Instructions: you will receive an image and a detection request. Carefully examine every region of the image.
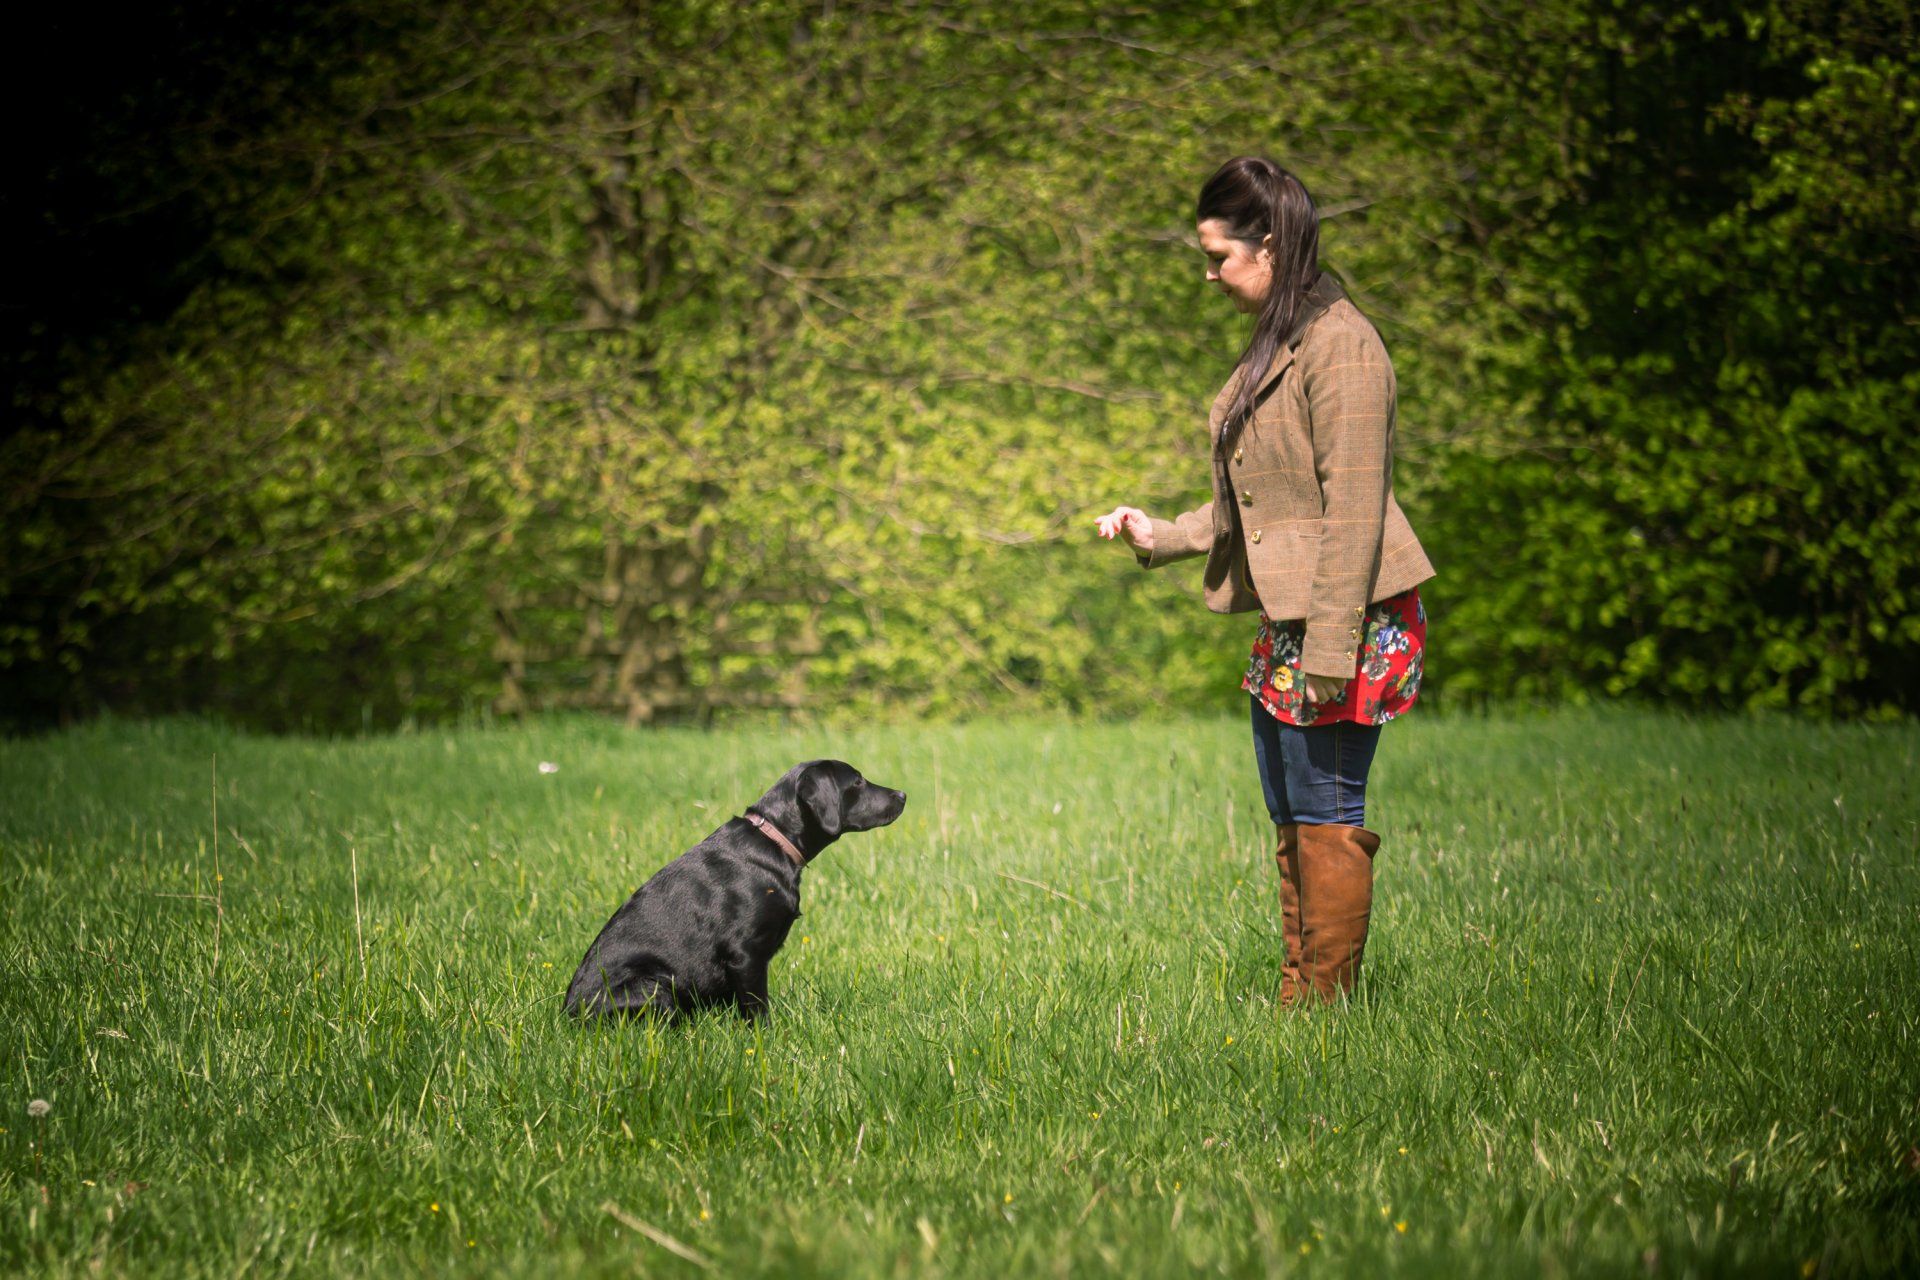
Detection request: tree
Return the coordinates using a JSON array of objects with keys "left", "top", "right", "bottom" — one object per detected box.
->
[
  {"left": 10, "top": 0, "right": 1911, "bottom": 728},
  {"left": 1406, "top": 0, "right": 1920, "bottom": 714}
]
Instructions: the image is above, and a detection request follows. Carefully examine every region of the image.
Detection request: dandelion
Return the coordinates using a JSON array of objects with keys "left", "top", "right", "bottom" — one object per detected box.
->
[
  {"left": 82, "top": 1179, "right": 96, "bottom": 1187},
  {"left": 1395, "top": 1221, "right": 1408, "bottom": 1234},
  {"left": 1299, "top": 1243, "right": 1311, "bottom": 1256},
  {"left": 1380, "top": 1205, "right": 1391, "bottom": 1218},
  {"left": 745, "top": 1048, "right": 755, "bottom": 1056},
  {"left": 467, "top": 1240, "right": 476, "bottom": 1249},
  {"left": 430, "top": 1203, "right": 440, "bottom": 1213},
  {"left": 1398, "top": 1146, "right": 1408, "bottom": 1155},
  {"left": 1003, "top": 1193, "right": 1013, "bottom": 1204},
  {"left": 698, "top": 1209, "right": 710, "bottom": 1221},
  {"left": 1224, "top": 1036, "right": 1234, "bottom": 1046},
  {"left": 26, "top": 1101, "right": 52, "bottom": 1186}
]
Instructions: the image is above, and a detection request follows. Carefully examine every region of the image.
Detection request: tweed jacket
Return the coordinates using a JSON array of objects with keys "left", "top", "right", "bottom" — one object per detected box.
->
[{"left": 1138, "top": 273, "right": 1435, "bottom": 677}]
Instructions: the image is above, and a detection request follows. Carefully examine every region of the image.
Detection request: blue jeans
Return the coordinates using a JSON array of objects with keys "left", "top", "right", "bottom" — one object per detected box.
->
[{"left": 1249, "top": 696, "right": 1381, "bottom": 827}]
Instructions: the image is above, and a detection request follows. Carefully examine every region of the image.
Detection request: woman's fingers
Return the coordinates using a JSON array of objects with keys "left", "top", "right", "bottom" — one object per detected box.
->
[
  {"left": 1094, "top": 506, "right": 1144, "bottom": 541},
  {"left": 1303, "top": 675, "right": 1350, "bottom": 704}
]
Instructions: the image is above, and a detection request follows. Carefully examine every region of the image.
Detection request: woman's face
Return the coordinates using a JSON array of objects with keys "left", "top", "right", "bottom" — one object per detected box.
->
[{"left": 1198, "top": 218, "right": 1272, "bottom": 314}]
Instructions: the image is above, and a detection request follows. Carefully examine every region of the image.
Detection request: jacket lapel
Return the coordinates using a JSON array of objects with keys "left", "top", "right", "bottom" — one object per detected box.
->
[{"left": 1207, "top": 371, "right": 1242, "bottom": 439}]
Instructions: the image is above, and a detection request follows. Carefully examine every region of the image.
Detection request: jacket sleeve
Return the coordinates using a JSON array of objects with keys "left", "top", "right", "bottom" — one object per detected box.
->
[
  {"left": 1299, "top": 320, "right": 1395, "bottom": 677},
  {"left": 1135, "top": 503, "right": 1216, "bottom": 569}
]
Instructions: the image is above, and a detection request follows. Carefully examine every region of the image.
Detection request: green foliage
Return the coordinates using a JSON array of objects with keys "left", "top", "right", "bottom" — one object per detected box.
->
[
  {"left": 1409, "top": 0, "right": 1920, "bottom": 715},
  {"left": 3, "top": 0, "right": 1915, "bottom": 727}
]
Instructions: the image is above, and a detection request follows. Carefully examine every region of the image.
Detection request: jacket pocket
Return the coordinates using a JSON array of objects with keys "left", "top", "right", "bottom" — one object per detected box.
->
[{"left": 1244, "top": 523, "right": 1319, "bottom": 619}]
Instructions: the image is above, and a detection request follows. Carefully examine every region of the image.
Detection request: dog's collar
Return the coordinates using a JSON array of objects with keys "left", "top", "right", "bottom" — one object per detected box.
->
[{"left": 744, "top": 811, "right": 806, "bottom": 867}]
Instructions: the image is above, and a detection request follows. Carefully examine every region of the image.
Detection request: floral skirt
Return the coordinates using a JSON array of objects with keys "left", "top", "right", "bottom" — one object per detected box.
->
[{"left": 1243, "top": 588, "right": 1425, "bottom": 727}]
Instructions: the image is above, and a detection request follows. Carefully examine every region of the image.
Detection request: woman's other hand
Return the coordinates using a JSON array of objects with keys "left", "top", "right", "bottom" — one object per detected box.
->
[
  {"left": 1095, "top": 506, "right": 1155, "bottom": 553},
  {"left": 1303, "top": 675, "right": 1348, "bottom": 704}
]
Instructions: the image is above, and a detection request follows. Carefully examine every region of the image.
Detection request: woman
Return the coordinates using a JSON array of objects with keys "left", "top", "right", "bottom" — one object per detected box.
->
[{"left": 1096, "top": 156, "right": 1434, "bottom": 1006}]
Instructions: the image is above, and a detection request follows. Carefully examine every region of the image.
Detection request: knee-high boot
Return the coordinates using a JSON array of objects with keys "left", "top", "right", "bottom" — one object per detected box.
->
[
  {"left": 1274, "top": 823, "right": 1306, "bottom": 1007},
  {"left": 1295, "top": 822, "right": 1381, "bottom": 1002}
]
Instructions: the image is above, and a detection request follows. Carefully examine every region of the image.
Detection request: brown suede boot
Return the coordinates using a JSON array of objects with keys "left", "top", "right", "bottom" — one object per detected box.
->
[
  {"left": 1295, "top": 822, "right": 1381, "bottom": 1003},
  {"left": 1274, "top": 823, "right": 1306, "bottom": 1007}
]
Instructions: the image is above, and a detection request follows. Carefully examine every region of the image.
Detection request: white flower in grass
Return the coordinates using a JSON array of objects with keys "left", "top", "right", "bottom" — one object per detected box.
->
[
  {"left": 27, "top": 1099, "right": 50, "bottom": 1118},
  {"left": 537, "top": 761, "right": 560, "bottom": 774}
]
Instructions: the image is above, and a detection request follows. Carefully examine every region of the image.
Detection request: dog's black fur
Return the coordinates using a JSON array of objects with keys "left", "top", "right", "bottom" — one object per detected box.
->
[{"left": 563, "top": 760, "right": 906, "bottom": 1022}]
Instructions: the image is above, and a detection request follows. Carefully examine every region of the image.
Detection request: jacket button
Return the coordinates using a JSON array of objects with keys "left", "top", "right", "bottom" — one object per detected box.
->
[
  {"left": 1353, "top": 606, "right": 1364, "bottom": 617},
  {"left": 1240, "top": 491, "right": 1253, "bottom": 506},
  {"left": 1250, "top": 529, "right": 1262, "bottom": 544},
  {"left": 1233, "top": 448, "right": 1243, "bottom": 464},
  {"left": 1349, "top": 627, "right": 1359, "bottom": 639},
  {"left": 1345, "top": 651, "right": 1355, "bottom": 661}
]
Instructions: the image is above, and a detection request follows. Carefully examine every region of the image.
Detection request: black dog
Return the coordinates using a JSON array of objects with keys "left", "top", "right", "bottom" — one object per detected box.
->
[{"left": 563, "top": 759, "right": 906, "bottom": 1022}]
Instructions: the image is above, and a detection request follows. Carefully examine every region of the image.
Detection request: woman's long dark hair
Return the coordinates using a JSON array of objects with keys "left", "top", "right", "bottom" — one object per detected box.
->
[{"left": 1196, "top": 156, "right": 1320, "bottom": 431}]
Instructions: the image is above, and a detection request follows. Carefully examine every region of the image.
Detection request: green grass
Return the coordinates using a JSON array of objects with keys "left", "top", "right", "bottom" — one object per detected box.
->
[{"left": 2, "top": 709, "right": 1917, "bottom": 1277}]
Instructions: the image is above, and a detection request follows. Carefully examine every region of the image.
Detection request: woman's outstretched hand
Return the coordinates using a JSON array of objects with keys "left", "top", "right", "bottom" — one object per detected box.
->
[{"left": 1095, "top": 506, "right": 1155, "bottom": 554}]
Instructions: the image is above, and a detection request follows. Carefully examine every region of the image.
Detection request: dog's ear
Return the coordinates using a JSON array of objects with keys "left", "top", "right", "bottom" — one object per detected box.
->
[{"left": 797, "top": 761, "right": 851, "bottom": 842}]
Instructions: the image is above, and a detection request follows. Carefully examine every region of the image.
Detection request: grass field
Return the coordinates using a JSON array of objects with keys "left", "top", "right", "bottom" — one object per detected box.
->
[{"left": 2, "top": 710, "right": 1917, "bottom": 1277}]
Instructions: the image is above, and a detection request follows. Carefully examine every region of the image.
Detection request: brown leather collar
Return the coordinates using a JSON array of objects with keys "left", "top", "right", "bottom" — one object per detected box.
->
[{"left": 744, "top": 811, "right": 806, "bottom": 867}]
